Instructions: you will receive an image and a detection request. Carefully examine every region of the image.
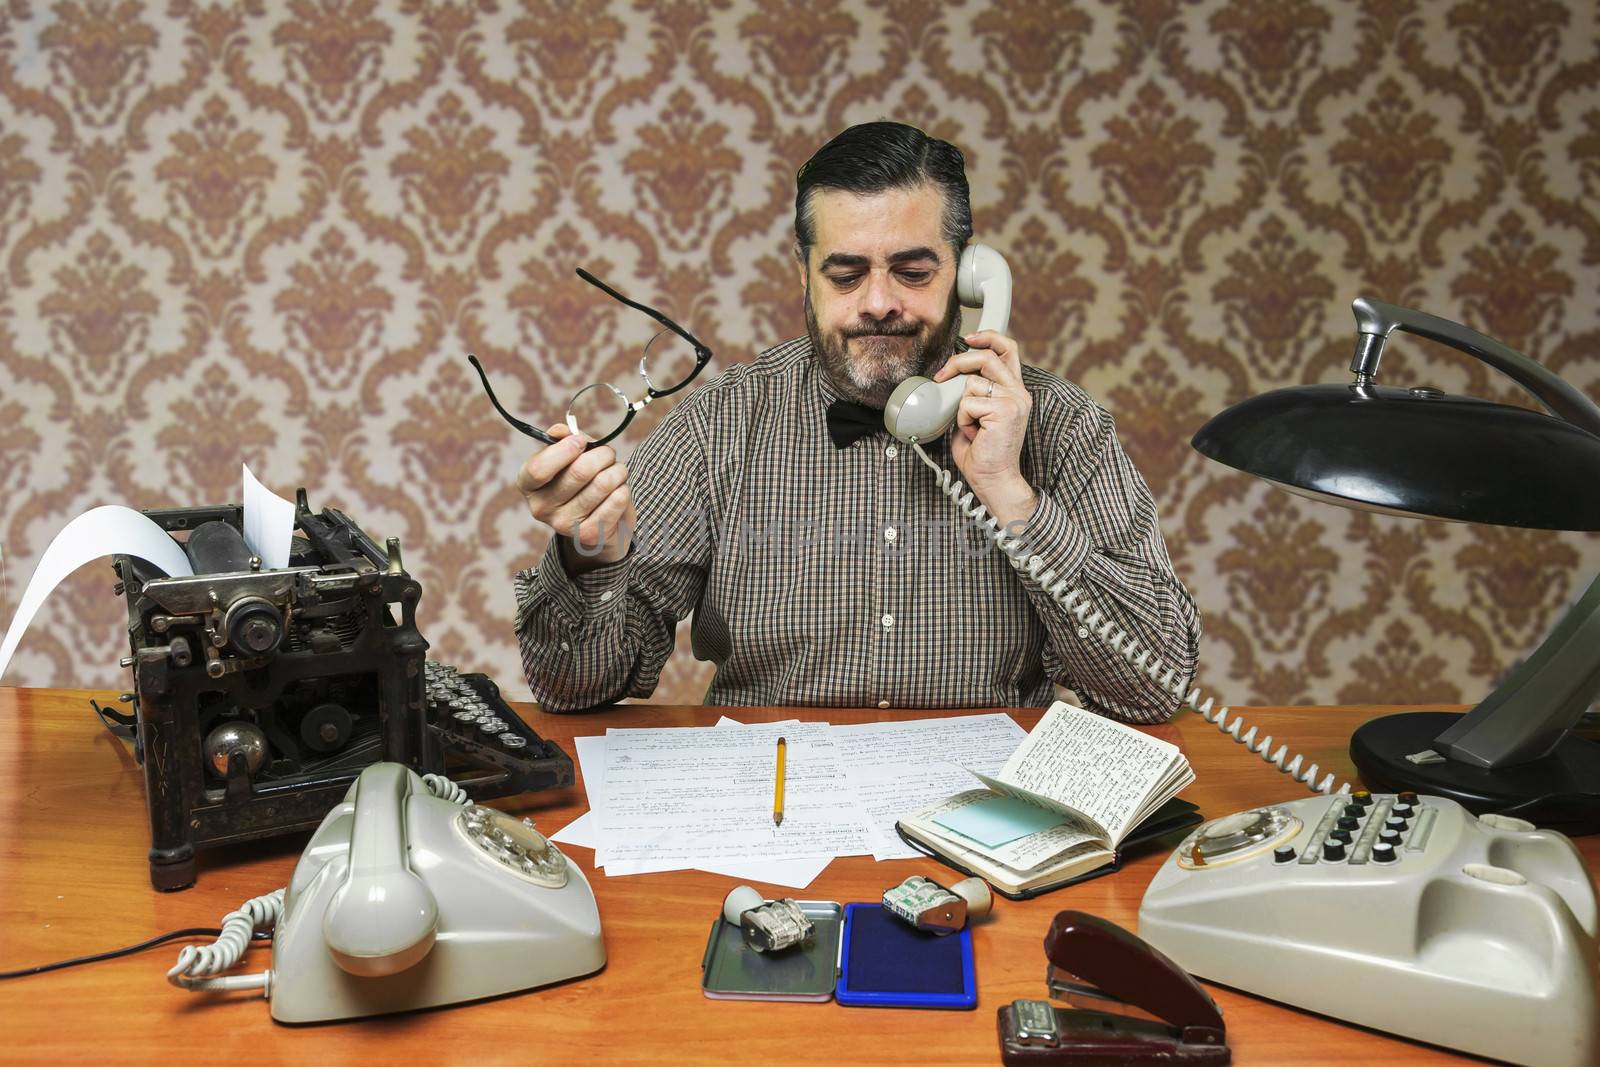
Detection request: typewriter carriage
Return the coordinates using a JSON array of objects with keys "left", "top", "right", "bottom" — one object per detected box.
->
[{"left": 114, "top": 492, "right": 571, "bottom": 890}]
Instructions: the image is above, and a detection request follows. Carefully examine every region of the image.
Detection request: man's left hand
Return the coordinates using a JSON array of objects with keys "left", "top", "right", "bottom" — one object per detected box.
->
[{"left": 932, "top": 330, "right": 1037, "bottom": 528}]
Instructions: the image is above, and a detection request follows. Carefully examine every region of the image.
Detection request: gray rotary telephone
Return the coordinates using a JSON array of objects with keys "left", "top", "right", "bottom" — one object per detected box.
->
[{"left": 167, "top": 762, "right": 605, "bottom": 1023}]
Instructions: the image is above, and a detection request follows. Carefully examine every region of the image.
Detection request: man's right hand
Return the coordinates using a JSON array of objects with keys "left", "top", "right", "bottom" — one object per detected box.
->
[{"left": 517, "top": 424, "right": 637, "bottom": 574}]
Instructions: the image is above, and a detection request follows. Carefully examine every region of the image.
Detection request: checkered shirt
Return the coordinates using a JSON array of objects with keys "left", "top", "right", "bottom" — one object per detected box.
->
[{"left": 514, "top": 337, "right": 1200, "bottom": 723}]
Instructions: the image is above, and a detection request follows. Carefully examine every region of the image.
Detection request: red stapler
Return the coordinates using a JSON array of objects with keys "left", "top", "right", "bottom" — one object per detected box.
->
[{"left": 998, "top": 911, "right": 1230, "bottom": 1066}]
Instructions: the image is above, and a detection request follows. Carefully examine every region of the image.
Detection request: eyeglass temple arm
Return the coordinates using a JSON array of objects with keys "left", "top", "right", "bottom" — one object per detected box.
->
[
  {"left": 575, "top": 268, "right": 712, "bottom": 360},
  {"left": 466, "top": 355, "right": 557, "bottom": 445}
]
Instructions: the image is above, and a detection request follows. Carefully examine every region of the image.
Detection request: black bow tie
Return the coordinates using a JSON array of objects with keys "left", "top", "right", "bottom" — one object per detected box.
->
[{"left": 826, "top": 399, "right": 885, "bottom": 449}]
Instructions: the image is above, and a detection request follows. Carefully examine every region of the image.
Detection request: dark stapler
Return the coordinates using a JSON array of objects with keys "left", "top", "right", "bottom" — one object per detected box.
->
[{"left": 998, "top": 911, "right": 1230, "bottom": 1066}]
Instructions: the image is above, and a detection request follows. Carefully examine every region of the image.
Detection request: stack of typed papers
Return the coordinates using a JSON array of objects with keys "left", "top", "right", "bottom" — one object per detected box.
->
[{"left": 549, "top": 713, "right": 1029, "bottom": 889}]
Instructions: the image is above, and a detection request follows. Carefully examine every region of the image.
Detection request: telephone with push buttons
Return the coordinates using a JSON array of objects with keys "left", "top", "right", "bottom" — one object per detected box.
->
[
  {"left": 896, "top": 249, "right": 1599, "bottom": 1064},
  {"left": 1138, "top": 792, "right": 1600, "bottom": 1067}
]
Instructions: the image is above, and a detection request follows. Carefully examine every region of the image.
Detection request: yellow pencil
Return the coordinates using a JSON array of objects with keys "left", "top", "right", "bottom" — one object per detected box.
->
[{"left": 773, "top": 736, "right": 787, "bottom": 827}]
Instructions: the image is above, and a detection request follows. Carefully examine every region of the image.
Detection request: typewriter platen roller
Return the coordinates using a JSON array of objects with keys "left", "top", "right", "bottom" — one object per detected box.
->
[{"left": 113, "top": 491, "right": 573, "bottom": 891}]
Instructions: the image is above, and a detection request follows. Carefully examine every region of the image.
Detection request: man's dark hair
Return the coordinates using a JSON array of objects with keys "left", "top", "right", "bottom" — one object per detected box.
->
[{"left": 793, "top": 121, "right": 972, "bottom": 263}]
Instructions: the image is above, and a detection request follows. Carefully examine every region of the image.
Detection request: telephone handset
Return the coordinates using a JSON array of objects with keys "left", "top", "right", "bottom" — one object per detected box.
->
[
  {"left": 321, "top": 762, "right": 439, "bottom": 977},
  {"left": 166, "top": 762, "right": 606, "bottom": 1023},
  {"left": 884, "top": 243, "right": 1014, "bottom": 445},
  {"left": 898, "top": 245, "right": 1347, "bottom": 797}
]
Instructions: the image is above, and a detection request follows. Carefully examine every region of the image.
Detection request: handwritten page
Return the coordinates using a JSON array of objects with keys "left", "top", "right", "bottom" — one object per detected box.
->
[
  {"left": 551, "top": 731, "right": 833, "bottom": 887},
  {"left": 598, "top": 720, "right": 868, "bottom": 868},
  {"left": 988, "top": 703, "right": 1189, "bottom": 844},
  {"left": 831, "top": 713, "right": 1026, "bottom": 773},
  {"left": 848, "top": 764, "right": 988, "bottom": 861},
  {"left": 604, "top": 853, "right": 834, "bottom": 887},
  {"left": 832, "top": 714, "right": 1026, "bottom": 860},
  {"left": 555, "top": 712, "right": 1163, "bottom": 881}
]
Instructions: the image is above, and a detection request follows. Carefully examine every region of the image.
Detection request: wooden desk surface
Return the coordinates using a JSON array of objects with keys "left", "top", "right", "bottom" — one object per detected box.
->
[{"left": 1, "top": 689, "right": 1594, "bottom": 1065}]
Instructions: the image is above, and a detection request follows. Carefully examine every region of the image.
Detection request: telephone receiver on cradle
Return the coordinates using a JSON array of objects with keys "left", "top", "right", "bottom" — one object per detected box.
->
[
  {"left": 268, "top": 763, "right": 605, "bottom": 1023},
  {"left": 884, "top": 242, "right": 1013, "bottom": 444}
]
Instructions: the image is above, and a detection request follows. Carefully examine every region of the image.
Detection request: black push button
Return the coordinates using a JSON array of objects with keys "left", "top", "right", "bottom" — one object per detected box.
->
[
  {"left": 1322, "top": 839, "right": 1346, "bottom": 861},
  {"left": 1372, "top": 842, "right": 1397, "bottom": 863},
  {"left": 1273, "top": 846, "right": 1296, "bottom": 863}
]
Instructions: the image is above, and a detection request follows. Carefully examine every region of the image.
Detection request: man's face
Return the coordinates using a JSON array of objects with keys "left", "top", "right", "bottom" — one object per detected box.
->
[{"left": 799, "top": 184, "right": 961, "bottom": 407}]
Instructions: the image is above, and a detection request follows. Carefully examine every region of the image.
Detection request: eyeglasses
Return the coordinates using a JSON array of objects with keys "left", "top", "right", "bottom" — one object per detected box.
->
[{"left": 469, "top": 268, "right": 713, "bottom": 450}]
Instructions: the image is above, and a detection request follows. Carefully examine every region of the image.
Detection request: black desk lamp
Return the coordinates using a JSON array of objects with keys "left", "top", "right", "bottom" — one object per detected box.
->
[{"left": 1192, "top": 297, "right": 1600, "bottom": 834}]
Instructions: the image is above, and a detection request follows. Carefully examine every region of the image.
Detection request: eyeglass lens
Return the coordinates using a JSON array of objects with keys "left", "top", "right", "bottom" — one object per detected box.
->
[{"left": 565, "top": 329, "right": 703, "bottom": 440}]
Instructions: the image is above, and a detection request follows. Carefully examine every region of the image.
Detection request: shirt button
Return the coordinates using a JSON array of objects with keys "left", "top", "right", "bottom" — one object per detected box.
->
[
  {"left": 1076, "top": 627, "right": 1089, "bottom": 639},
  {"left": 560, "top": 641, "right": 571, "bottom": 652},
  {"left": 880, "top": 613, "right": 894, "bottom": 630},
  {"left": 885, "top": 444, "right": 898, "bottom": 459},
  {"left": 883, "top": 527, "right": 897, "bottom": 543},
  {"left": 877, "top": 700, "right": 890, "bottom": 709},
  {"left": 599, "top": 590, "right": 614, "bottom": 602}
]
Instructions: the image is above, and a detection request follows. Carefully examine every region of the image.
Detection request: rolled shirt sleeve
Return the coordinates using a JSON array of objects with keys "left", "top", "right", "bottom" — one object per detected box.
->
[{"left": 513, "top": 403, "right": 715, "bottom": 712}]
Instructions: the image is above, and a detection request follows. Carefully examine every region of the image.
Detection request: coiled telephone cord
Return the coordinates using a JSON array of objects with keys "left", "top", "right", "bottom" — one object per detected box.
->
[
  {"left": 421, "top": 772, "right": 469, "bottom": 805},
  {"left": 165, "top": 889, "right": 282, "bottom": 993},
  {"left": 167, "top": 772, "right": 474, "bottom": 996},
  {"left": 912, "top": 441, "right": 1350, "bottom": 797}
]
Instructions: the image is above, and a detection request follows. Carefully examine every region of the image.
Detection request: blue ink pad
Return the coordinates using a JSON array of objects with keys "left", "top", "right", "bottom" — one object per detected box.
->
[{"left": 835, "top": 902, "right": 976, "bottom": 1009}]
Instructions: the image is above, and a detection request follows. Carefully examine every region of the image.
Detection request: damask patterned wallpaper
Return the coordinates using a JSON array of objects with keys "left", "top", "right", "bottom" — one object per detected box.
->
[{"left": 1, "top": 0, "right": 1597, "bottom": 711}]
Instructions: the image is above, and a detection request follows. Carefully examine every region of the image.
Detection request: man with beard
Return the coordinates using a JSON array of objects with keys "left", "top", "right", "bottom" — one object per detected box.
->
[{"left": 511, "top": 122, "right": 1199, "bottom": 722}]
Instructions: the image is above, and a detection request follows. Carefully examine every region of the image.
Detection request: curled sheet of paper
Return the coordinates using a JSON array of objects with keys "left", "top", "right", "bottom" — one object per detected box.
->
[
  {"left": 242, "top": 464, "right": 295, "bottom": 570},
  {"left": 0, "top": 505, "right": 193, "bottom": 683}
]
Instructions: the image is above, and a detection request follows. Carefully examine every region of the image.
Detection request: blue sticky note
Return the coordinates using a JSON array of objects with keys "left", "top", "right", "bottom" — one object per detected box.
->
[{"left": 932, "top": 793, "right": 1067, "bottom": 847}]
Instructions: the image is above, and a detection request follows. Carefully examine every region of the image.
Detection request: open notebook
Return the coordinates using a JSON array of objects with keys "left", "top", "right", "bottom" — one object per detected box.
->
[{"left": 896, "top": 701, "right": 1200, "bottom": 897}]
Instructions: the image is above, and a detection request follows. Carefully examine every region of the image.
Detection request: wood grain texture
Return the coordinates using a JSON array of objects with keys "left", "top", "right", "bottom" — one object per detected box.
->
[{"left": 1, "top": 687, "right": 1595, "bottom": 1065}]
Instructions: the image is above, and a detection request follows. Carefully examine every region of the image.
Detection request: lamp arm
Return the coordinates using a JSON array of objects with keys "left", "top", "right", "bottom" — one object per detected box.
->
[
  {"left": 1431, "top": 568, "right": 1600, "bottom": 768},
  {"left": 1350, "top": 297, "right": 1600, "bottom": 439}
]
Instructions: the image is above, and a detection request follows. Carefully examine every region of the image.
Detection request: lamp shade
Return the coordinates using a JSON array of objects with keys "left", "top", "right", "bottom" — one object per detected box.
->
[{"left": 1192, "top": 382, "right": 1600, "bottom": 531}]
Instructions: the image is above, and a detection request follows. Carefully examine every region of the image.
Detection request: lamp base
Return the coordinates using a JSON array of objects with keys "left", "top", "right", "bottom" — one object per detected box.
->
[{"left": 1349, "top": 711, "right": 1600, "bottom": 836}]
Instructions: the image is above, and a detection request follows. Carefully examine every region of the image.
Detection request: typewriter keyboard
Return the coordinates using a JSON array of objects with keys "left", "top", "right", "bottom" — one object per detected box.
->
[{"left": 423, "top": 660, "right": 566, "bottom": 763}]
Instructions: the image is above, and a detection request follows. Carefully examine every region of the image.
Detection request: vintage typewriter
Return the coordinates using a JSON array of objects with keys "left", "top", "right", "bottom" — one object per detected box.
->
[{"left": 109, "top": 490, "right": 572, "bottom": 890}]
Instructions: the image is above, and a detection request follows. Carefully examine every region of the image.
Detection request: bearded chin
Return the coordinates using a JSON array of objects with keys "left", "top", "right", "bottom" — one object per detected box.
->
[{"left": 806, "top": 286, "right": 961, "bottom": 408}]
